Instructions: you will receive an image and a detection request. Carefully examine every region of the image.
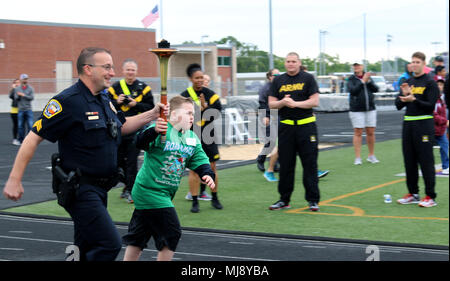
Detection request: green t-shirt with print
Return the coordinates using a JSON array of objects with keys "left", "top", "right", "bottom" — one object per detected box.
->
[{"left": 132, "top": 122, "right": 210, "bottom": 209}]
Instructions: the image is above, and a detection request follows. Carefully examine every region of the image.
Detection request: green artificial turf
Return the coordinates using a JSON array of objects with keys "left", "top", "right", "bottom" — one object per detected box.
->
[{"left": 4, "top": 139, "right": 448, "bottom": 246}]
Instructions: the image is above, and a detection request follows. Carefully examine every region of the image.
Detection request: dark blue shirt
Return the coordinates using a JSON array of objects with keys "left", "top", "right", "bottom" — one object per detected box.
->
[{"left": 32, "top": 80, "right": 125, "bottom": 177}]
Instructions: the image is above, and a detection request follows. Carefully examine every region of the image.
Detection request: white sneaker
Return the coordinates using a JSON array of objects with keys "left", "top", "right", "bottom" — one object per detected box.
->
[
  {"left": 442, "top": 168, "right": 449, "bottom": 175},
  {"left": 367, "top": 155, "right": 380, "bottom": 163},
  {"left": 397, "top": 193, "right": 420, "bottom": 204},
  {"left": 12, "top": 139, "right": 21, "bottom": 146},
  {"left": 418, "top": 196, "right": 437, "bottom": 208},
  {"left": 354, "top": 158, "right": 362, "bottom": 165}
]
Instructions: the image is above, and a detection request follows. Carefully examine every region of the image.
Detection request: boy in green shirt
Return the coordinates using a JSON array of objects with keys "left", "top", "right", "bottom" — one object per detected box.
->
[{"left": 122, "top": 96, "right": 216, "bottom": 261}]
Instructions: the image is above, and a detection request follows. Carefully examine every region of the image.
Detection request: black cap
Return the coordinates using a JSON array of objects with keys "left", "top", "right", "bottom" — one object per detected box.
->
[{"left": 434, "top": 56, "right": 444, "bottom": 62}]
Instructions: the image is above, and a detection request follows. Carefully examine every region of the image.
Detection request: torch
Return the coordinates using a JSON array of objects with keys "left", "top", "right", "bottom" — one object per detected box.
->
[{"left": 150, "top": 39, "right": 177, "bottom": 143}]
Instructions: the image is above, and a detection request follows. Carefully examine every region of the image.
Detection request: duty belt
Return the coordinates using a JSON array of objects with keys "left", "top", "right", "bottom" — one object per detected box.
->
[
  {"left": 404, "top": 115, "right": 433, "bottom": 121},
  {"left": 280, "top": 116, "right": 316, "bottom": 125},
  {"left": 79, "top": 175, "right": 118, "bottom": 190}
]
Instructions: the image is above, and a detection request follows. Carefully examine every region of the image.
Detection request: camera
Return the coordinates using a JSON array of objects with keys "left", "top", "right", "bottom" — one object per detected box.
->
[{"left": 122, "top": 96, "right": 131, "bottom": 105}]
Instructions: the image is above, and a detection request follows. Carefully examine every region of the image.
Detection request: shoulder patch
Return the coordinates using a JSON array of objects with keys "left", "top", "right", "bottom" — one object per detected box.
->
[{"left": 43, "top": 99, "right": 63, "bottom": 119}]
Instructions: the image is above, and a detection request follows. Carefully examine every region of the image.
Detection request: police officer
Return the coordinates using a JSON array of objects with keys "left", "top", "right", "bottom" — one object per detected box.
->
[
  {"left": 2, "top": 47, "right": 167, "bottom": 261},
  {"left": 268, "top": 52, "right": 321, "bottom": 212},
  {"left": 396, "top": 51, "right": 439, "bottom": 208},
  {"left": 108, "top": 59, "right": 155, "bottom": 203}
]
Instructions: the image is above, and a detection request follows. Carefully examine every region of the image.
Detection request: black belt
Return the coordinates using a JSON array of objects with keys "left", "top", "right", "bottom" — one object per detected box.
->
[{"left": 79, "top": 175, "right": 118, "bottom": 189}]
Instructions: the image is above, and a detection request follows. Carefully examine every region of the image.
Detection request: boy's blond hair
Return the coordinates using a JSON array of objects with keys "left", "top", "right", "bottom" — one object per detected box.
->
[{"left": 169, "top": 96, "right": 194, "bottom": 116}]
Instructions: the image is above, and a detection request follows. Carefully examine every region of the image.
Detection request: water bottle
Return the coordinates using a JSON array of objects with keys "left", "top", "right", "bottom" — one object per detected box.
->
[{"left": 384, "top": 194, "right": 392, "bottom": 203}]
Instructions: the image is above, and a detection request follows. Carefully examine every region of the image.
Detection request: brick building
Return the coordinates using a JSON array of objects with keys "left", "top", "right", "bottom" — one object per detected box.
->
[{"left": 0, "top": 19, "right": 157, "bottom": 94}]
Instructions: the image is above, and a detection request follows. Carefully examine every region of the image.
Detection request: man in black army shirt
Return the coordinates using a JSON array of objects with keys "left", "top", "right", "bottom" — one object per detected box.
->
[
  {"left": 395, "top": 51, "right": 439, "bottom": 208},
  {"left": 268, "top": 52, "right": 321, "bottom": 212}
]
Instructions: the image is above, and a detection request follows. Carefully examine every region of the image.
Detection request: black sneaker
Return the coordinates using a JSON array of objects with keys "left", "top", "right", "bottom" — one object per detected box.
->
[
  {"left": 211, "top": 199, "right": 223, "bottom": 210},
  {"left": 309, "top": 202, "right": 319, "bottom": 212},
  {"left": 256, "top": 160, "right": 265, "bottom": 172},
  {"left": 191, "top": 201, "right": 200, "bottom": 213},
  {"left": 269, "top": 200, "right": 291, "bottom": 210}
]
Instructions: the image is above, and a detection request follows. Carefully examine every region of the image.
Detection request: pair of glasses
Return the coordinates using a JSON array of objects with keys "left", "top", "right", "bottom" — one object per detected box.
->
[{"left": 83, "top": 64, "right": 115, "bottom": 71}]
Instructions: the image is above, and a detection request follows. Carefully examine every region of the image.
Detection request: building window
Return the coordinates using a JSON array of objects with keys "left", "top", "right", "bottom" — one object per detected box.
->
[{"left": 218, "top": 56, "right": 231, "bottom": 66}]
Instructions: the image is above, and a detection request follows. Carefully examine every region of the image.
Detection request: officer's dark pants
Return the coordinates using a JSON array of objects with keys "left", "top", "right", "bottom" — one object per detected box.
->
[
  {"left": 277, "top": 122, "right": 320, "bottom": 204},
  {"left": 118, "top": 135, "right": 140, "bottom": 192},
  {"left": 402, "top": 119, "right": 436, "bottom": 199},
  {"left": 65, "top": 184, "right": 122, "bottom": 261}
]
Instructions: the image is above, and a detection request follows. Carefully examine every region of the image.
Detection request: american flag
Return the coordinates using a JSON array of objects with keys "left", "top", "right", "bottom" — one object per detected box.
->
[{"left": 141, "top": 5, "right": 159, "bottom": 28}]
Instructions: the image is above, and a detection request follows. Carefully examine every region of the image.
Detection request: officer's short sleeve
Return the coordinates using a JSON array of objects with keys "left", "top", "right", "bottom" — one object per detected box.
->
[{"left": 31, "top": 97, "right": 75, "bottom": 143}]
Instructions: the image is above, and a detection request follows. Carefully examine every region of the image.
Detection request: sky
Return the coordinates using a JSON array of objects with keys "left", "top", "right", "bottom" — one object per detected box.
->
[{"left": 1, "top": 0, "right": 448, "bottom": 63}]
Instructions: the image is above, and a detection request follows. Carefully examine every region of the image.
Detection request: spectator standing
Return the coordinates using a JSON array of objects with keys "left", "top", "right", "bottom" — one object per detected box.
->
[
  {"left": 347, "top": 62, "right": 380, "bottom": 165},
  {"left": 15, "top": 74, "right": 35, "bottom": 144},
  {"left": 9, "top": 78, "right": 21, "bottom": 145},
  {"left": 434, "top": 76, "right": 449, "bottom": 175},
  {"left": 256, "top": 68, "right": 280, "bottom": 182},
  {"left": 398, "top": 63, "right": 413, "bottom": 88}
]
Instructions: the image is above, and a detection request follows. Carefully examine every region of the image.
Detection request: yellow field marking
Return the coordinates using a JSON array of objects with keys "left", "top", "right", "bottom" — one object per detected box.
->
[{"left": 285, "top": 178, "right": 449, "bottom": 221}]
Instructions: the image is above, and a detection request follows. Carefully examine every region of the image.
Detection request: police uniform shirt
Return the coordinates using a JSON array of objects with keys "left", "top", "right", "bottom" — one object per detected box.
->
[
  {"left": 395, "top": 73, "right": 439, "bottom": 116},
  {"left": 270, "top": 71, "right": 319, "bottom": 120},
  {"left": 180, "top": 87, "right": 222, "bottom": 136},
  {"left": 108, "top": 79, "right": 154, "bottom": 117},
  {"left": 31, "top": 80, "right": 125, "bottom": 178}
]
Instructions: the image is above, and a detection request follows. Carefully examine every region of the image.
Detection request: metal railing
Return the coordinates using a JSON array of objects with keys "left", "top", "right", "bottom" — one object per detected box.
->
[{"left": 0, "top": 78, "right": 234, "bottom": 98}]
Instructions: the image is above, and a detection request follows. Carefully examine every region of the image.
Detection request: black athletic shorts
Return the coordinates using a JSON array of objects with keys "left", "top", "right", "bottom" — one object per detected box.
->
[
  {"left": 202, "top": 142, "right": 220, "bottom": 162},
  {"left": 122, "top": 207, "right": 181, "bottom": 251}
]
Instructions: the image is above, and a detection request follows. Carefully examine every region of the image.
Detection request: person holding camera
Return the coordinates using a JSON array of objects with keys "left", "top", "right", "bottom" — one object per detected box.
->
[{"left": 108, "top": 59, "right": 155, "bottom": 203}]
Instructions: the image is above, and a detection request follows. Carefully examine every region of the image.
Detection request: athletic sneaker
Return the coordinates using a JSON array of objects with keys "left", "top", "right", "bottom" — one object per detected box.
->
[
  {"left": 191, "top": 201, "right": 200, "bottom": 213},
  {"left": 318, "top": 170, "right": 329, "bottom": 179},
  {"left": 354, "top": 158, "right": 362, "bottom": 165},
  {"left": 397, "top": 193, "right": 420, "bottom": 205},
  {"left": 264, "top": 171, "right": 278, "bottom": 182},
  {"left": 185, "top": 192, "right": 193, "bottom": 200},
  {"left": 12, "top": 139, "right": 21, "bottom": 146},
  {"left": 367, "top": 155, "right": 380, "bottom": 164},
  {"left": 120, "top": 189, "right": 130, "bottom": 199},
  {"left": 418, "top": 196, "right": 437, "bottom": 208},
  {"left": 199, "top": 191, "right": 212, "bottom": 201},
  {"left": 269, "top": 200, "right": 291, "bottom": 210},
  {"left": 309, "top": 202, "right": 320, "bottom": 212},
  {"left": 211, "top": 199, "right": 223, "bottom": 210},
  {"left": 442, "top": 168, "right": 449, "bottom": 175},
  {"left": 126, "top": 193, "right": 134, "bottom": 204},
  {"left": 256, "top": 160, "right": 265, "bottom": 172}
]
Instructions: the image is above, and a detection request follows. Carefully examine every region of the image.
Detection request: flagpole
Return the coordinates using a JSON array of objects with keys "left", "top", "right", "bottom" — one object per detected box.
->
[{"left": 160, "top": 0, "right": 164, "bottom": 39}]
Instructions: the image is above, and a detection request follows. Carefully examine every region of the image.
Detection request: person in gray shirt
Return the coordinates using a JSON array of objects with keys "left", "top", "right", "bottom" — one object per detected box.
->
[{"left": 15, "top": 74, "right": 34, "bottom": 144}]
